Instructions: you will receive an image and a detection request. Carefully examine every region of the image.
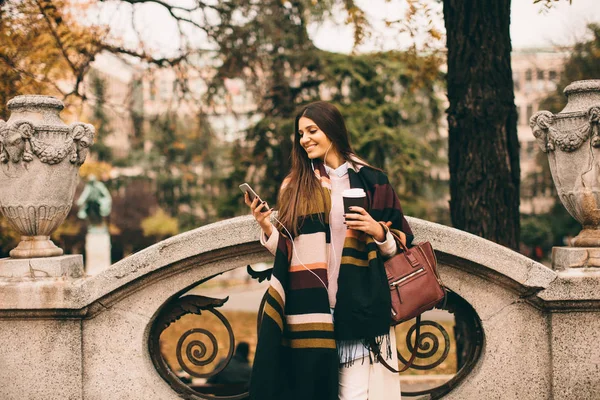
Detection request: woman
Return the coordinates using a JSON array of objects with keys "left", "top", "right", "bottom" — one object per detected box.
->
[{"left": 245, "top": 101, "right": 413, "bottom": 400}]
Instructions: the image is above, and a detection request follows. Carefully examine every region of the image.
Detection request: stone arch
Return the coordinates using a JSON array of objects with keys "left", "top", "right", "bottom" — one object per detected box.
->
[
  {"left": 80, "top": 215, "right": 556, "bottom": 312},
  {"left": 7, "top": 216, "right": 555, "bottom": 399}
]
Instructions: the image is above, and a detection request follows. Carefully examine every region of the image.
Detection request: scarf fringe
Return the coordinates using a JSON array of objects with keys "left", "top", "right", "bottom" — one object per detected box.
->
[
  {"left": 369, "top": 332, "right": 393, "bottom": 363},
  {"left": 338, "top": 332, "right": 392, "bottom": 368},
  {"left": 338, "top": 339, "right": 363, "bottom": 368}
]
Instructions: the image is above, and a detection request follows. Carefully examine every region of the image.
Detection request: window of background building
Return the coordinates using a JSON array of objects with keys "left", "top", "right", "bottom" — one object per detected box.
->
[
  {"left": 526, "top": 105, "right": 534, "bottom": 122},
  {"left": 521, "top": 105, "right": 529, "bottom": 125},
  {"left": 149, "top": 79, "right": 156, "bottom": 101},
  {"left": 160, "top": 79, "right": 170, "bottom": 101},
  {"left": 513, "top": 72, "right": 521, "bottom": 91},
  {"left": 526, "top": 141, "right": 535, "bottom": 159},
  {"left": 549, "top": 70, "right": 557, "bottom": 81},
  {"left": 536, "top": 69, "right": 546, "bottom": 91},
  {"left": 525, "top": 69, "right": 532, "bottom": 81},
  {"left": 537, "top": 69, "right": 544, "bottom": 80},
  {"left": 172, "top": 80, "right": 179, "bottom": 99}
]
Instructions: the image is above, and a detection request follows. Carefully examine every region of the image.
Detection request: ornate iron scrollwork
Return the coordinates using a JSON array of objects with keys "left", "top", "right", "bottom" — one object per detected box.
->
[
  {"left": 150, "top": 289, "right": 482, "bottom": 399},
  {"left": 398, "top": 320, "right": 452, "bottom": 371},
  {"left": 149, "top": 295, "right": 249, "bottom": 400},
  {"left": 399, "top": 290, "right": 484, "bottom": 399}
]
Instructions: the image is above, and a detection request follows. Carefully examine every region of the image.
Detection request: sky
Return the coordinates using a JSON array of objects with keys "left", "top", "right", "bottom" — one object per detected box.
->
[
  {"left": 96, "top": 0, "right": 600, "bottom": 57},
  {"left": 309, "top": 0, "right": 600, "bottom": 53}
]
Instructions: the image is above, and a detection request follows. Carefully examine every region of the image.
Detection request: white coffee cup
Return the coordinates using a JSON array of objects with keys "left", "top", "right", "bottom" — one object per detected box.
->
[{"left": 342, "top": 188, "right": 367, "bottom": 214}]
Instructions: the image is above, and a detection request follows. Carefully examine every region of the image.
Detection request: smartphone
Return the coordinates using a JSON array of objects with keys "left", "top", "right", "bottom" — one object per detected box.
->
[{"left": 239, "top": 183, "right": 262, "bottom": 203}]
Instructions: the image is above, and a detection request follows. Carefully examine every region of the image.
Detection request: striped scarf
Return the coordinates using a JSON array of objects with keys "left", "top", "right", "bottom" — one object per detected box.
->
[{"left": 250, "top": 159, "right": 413, "bottom": 400}]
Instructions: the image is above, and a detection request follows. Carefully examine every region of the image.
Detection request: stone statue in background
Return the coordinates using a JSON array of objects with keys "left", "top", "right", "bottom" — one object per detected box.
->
[{"left": 77, "top": 175, "right": 112, "bottom": 229}]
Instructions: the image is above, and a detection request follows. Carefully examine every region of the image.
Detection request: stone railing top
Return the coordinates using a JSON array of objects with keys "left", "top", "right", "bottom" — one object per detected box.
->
[
  {"left": 0, "top": 216, "right": 557, "bottom": 312},
  {"left": 412, "top": 217, "right": 557, "bottom": 293}
]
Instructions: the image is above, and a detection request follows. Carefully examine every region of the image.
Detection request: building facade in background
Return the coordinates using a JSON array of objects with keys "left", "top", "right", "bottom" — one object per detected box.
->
[
  {"left": 85, "top": 48, "right": 569, "bottom": 215},
  {"left": 82, "top": 52, "right": 259, "bottom": 162},
  {"left": 81, "top": 53, "right": 142, "bottom": 160},
  {"left": 513, "top": 49, "right": 569, "bottom": 214}
]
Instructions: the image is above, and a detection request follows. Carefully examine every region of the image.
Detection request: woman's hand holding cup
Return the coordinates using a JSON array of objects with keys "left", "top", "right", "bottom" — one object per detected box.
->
[
  {"left": 342, "top": 188, "right": 385, "bottom": 241},
  {"left": 244, "top": 192, "right": 274, "bottom": 237},
  {"left": 344, "top": 207, "right": 386, "bottom": 241}
]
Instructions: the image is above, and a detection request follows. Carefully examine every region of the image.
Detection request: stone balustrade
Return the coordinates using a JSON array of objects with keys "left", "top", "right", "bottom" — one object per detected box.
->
[{"left": 0, "top": 216, "right": 599, "bottom": 399}]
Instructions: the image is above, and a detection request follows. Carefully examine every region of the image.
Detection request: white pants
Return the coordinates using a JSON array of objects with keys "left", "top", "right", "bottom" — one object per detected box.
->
[{"left": 338, "top": 327, "right": 402, "bottom": 400}]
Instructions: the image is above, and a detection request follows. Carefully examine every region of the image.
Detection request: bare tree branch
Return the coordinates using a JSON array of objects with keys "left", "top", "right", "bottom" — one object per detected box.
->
[
  {"left": 533, "top": 0, "right": 573, "bottom": 5},
  {"left": 100, "top": 43, "right": 194, "bottom": 67},
  {"left": 99, "top": 0, "right": 218, "bottom": 13},
  {"left": 99, "top": 0, "right": 218, "bottom": 32},
  {"left": 0, "top": 53, "right": 66, "bottom": 97},
  {"left": 34, "top": 0, "right": 79, "bottom": 74}
]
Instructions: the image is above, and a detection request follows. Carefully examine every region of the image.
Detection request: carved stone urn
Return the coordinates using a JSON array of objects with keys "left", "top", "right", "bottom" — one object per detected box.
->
[
  {"left": 530, "top": 80, "right": 600, "bottom": 247},
  {"left": 0, "top": 95, "right": 94, "bottom": 258}
]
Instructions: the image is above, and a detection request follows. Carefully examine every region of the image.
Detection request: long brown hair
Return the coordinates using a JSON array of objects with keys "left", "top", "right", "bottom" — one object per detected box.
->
[{"left": 277, "top": 101, "right": 370, "bottom": 236}]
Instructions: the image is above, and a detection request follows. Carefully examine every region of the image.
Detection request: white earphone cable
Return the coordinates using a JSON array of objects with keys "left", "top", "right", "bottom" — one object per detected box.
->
[
  {"left": 267, "top": 142, "right": 337, "bottom": 290},
  {"left": 323, "top": 142, "right": 338, "bottom": 283},
  {"left": 271, "top": 215, "right": 328, "bottom": 290},
  {"left": 328, "top": 205, "right": 338, "bottom": 288},
  {"left": 323, "top": 141, "right": 333, "bottom": 169}
]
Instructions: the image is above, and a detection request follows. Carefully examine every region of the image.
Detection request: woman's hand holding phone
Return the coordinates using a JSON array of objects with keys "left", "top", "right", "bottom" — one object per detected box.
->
[{"left": 244, "top": 192, "right": 274, "bottom": 237}]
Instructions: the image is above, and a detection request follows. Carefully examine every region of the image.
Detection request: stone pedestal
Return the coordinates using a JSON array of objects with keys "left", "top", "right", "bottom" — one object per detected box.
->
[
  {"left": 546, "top": 246, "right": 600, "bottom": 399},
  {"left": 85, "top": 229, "right": 111, "bottom": 275},
  {"left": 0, "top": 254, "right": 84, "bottom": 279},
  {"left": 551, "top": 246, "right": 600, "bottom": 271}
]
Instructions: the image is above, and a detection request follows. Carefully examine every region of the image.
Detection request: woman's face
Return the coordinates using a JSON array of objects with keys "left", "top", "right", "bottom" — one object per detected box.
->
[{"left": 298, "top": 117, "right": 333, "bottom": 160}]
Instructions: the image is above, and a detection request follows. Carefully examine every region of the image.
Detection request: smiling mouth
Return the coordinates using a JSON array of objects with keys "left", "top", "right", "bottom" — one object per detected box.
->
[{"left": 305, "top": 144, "right": 316, "bottom": 151}]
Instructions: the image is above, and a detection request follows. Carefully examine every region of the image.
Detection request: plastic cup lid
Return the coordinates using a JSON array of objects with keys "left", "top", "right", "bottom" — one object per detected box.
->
[{"left": 342, "top": 188, "right": 366, "bottom": 198}]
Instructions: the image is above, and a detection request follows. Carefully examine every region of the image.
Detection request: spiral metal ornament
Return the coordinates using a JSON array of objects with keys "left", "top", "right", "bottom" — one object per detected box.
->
[
  {"left": 181, "top": 331, "right": 214, "bottom": 366},
  {"left": 175, "top": 318, "right": 233, "bottom": 378},
  {"left": 149, "top": 294, "right": 248, "bottom": 400},
  {"left": 399, "top": 290, "right": 485, "bottom": 399},
  {"left": 398, "top": 320, "right": 451, "bottom": 370}
]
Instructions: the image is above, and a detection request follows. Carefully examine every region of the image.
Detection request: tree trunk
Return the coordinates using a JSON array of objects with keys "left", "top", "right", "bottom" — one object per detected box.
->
[{"left": 443, "top": 0, "right": 520, "bottom": 249}]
